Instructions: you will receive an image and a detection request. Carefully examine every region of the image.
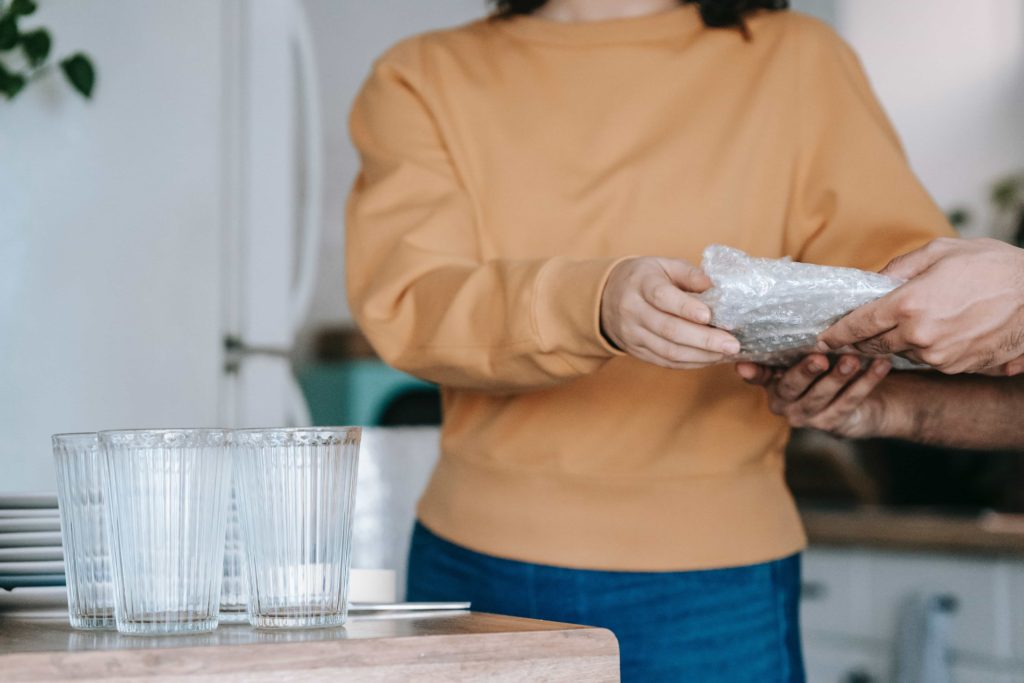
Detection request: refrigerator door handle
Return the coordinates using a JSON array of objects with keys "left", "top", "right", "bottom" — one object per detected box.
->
[
  {"left": 223, "top": 335, "right": 290, "bottom": 374},
  {"left": 289, "top": 0, "right": 324, "bottom": 335}
]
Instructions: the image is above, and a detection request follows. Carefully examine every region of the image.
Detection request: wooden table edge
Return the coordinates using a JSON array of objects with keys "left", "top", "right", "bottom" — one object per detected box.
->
[{"left": 1, "top": 612, "right": 621, "bottom": 682}]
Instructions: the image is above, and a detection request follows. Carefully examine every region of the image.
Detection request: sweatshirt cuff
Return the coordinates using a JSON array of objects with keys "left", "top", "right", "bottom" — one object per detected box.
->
[{"left": 533, "top": 256, "right": 632, "bottom": 364}]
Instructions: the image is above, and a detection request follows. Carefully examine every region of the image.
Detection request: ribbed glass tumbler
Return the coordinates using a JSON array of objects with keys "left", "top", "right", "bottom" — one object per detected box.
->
[
  {"left": 52, "top": 433, "right": 115, "bottom": 630},
  {"left": 99, "top": 429, "right": 233, "bottom": 635},
  {"left": 233, "top": 427, "right": 361, "bottom": 629},
  {"left": 219, "top": 485, "right": 248, "bottom": 621}
]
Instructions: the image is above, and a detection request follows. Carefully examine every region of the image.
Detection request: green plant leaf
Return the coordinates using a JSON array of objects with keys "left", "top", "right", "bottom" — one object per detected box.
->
[
  {"left": 946, "top": 207, "right": 971, "bottom": 229},
  {"left": 10, "top": 0, "right": 38, "bottom": 16},
  {"left": 0, "top": 58, "right": 14, "bottom": 92},
  {"left": 20, "top": 27, "right": 49, "bottom": 66},
  {"left": 7, "top": 71, "right": 25, "bottom": 98},
  {"left": 0, "top": 14, "right": 18, "bottom": 50},
  {"left": 0, "top": 63, "right": 26, "bottom": 99},
  {"left": 992, "top": 178, "right": 1020, "bottom": 210},
  {"left": 60, "top": 52, "right": 95, "bottom": 98}
]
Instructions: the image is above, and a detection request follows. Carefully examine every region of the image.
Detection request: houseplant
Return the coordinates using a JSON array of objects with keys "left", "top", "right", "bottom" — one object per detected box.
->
[{"left": 0, "top": 0, "right": 95, "bottom": 100}]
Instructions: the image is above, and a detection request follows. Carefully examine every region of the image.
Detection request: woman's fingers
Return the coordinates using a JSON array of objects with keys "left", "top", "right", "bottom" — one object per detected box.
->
[
  {"left": 642, "top": 278, "right": 712, "bottom": 324},
  {"left": 599, "top": 256, "right": 740, "bottom": 370},
  {"left": 736, "top": 363, "right": 772, "bottom": 384},
  {"left": 639, "top": 307, "right": 740, "bottom": 355},
  {"left": 634, "top": 327, "right": 729, "bottom": 366},
  {"left": 657, "top": 258, "right": 713, "bottom": 293}
]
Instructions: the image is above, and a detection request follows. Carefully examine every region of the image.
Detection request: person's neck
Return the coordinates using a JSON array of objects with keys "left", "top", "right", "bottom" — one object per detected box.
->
[{"left": 534, "top": 0, "right": 680, "bottom": 23}]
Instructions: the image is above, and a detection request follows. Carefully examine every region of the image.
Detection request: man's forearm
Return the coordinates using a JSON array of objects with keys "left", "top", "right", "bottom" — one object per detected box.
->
[{"left": 878, "top": 373, "right": 1024, "bottom": 450}]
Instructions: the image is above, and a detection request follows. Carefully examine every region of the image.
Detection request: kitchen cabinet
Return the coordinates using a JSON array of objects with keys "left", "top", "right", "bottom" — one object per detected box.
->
[
  {"left": 1007, "top": 563, "right": 1024, "bottom": 658},
  {"left": 802, "top": 548, "right": 873, "bottom": 640},
  {"left": 803, "top": 639, "right": 887, "bottom": 683},
  {"left": 949, "top": 666, "right": 1020, "bottom": 683},
  {"left": 801, "top": 546, "right": 1024, "bottom": 682}
]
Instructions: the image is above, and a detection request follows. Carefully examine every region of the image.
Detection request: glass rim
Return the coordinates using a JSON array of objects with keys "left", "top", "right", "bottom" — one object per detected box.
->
[
  {"left": 230, "top": 426, "right": 361, "bottom": 435},
  {"left": 97, "top": 428, "right": 232, "bottom": 437},
  {"left": 98, "top": 428, "right": 232, "bottom": 448},
  {"left": 232, "top": 426, "right": 361, "bottom": 448},
  {"left": 52, "top": 431, "right": 97, "bottom": 442}
]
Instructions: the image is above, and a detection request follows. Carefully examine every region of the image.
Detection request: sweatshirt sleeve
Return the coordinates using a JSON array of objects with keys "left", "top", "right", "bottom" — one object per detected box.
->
[
  {"left": 345, "top": 45, "right": 625, "bottom": 392},
  {"left": 785, "top": 19, "right": 955, "bottom": 271}
]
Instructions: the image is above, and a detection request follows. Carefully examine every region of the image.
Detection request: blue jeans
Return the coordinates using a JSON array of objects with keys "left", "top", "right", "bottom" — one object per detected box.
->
[{"left": 407, "top": 522, "right": 805, "bottom": 683}]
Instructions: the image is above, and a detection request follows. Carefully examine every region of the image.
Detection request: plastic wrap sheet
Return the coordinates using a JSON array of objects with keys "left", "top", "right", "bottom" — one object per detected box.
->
[{"left": 699, "top": 245, "right": 901, "bottom": 366}]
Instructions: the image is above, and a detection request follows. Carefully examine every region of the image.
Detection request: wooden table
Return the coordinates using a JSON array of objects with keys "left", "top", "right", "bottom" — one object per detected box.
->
[{"left": 0, "top": 612, "right": 620, "bottom": 682}]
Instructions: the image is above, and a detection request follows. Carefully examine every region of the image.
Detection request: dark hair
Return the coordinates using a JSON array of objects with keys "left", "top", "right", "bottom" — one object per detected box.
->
[{"left": 490, "top": 0, "right": 788, "bottom": 34}]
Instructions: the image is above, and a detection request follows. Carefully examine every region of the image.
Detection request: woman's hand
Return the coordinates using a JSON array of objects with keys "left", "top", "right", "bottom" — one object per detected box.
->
[
  {"left": 600, "top": 257, "right": 741, "bottom": 369},
  {"left": 735, "top": 354, "right": 894, "bottom": 438}
]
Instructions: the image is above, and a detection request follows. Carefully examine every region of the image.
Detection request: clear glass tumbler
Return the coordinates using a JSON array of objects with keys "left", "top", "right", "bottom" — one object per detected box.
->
[
  {"left": 219, "top": 485, "right": 248, "bottom": 621},
  {"left": 233, "top": 427, "right": 361, "bottom": 629},
  {"left": 52, "top": 432, "right": 115, "bottom": 630},
  {"left": 99, "top": 428, "right": 232, "bottom": 635}
]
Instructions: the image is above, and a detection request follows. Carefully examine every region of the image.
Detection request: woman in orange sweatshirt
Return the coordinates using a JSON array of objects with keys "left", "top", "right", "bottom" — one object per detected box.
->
[{"left": 346, "top": 1, "right": 952, "bottom": 680}]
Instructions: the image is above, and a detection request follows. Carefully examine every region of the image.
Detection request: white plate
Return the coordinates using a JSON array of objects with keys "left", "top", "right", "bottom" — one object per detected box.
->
[
  {"left": 0, "top": 532, "right": 63, "bottom": 548},
  {"left": 0, "top": 560, "right": 65, "bottom": 575},
  {"left": 350, "top": 601, "right": 471, "bottom": 613},
  {"left": 0, "top": 547, "right": 62, "bottom": 562},
  {"left": 0, "top": 493, "right": 58, "bottom": 509},
  {"left": 0, "top": 608, "right": 68, "bottom": 619},
  {"left": 0, "top": 510, "right": 60, "bottom": 519},
  {"left": 349, "top": 610, "right": 470, "bottom": 622},
  {"left": 0, "top": 586, "right": 67, "bottom": 610},
  {"left": 0, "top": 519, "right": 61, "bottom": 533}
]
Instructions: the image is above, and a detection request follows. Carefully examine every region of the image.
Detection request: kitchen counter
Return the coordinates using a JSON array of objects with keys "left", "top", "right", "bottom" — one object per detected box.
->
[
  {"left": 0, "top": 612, "right": 620, "bottom": 682},
  {"left": 801, "top": 506, "right": 1024, "bottom": 556}
]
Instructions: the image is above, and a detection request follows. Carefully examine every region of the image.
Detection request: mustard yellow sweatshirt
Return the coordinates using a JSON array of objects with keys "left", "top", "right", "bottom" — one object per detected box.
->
[{"left": 346, "top": 6, "right": 953, "bottom": 571}]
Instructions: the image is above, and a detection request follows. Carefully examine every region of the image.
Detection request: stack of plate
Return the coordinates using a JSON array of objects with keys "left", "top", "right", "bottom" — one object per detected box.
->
[
  {"left": 0, "top": 493, "right": 64, "bottom": 590},
  {"left": 0, "top": 493, "right": 467, "bottom": 621},
  {"left": 0, "top": 493, "right": 67, "bottom": 616}
]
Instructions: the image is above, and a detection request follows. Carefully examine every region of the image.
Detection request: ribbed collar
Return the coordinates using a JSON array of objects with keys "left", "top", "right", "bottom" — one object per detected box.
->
[{"left": 493, "top": 5, "right": 702, "bottom": 46}]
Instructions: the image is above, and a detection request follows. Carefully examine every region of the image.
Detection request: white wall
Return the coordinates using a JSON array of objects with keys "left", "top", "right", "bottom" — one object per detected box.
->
[
  {"left": 301, "top": 0, "right": 486, "bottom": 331},
  {"left": 836, "top": 0, "right": 1024, "bottom": 239},
  {"left": 0, "top": 0, "right": 227, "bottom": 490},
  {"left": 791, "top": 0, "right": 837, "bottom": 27}
]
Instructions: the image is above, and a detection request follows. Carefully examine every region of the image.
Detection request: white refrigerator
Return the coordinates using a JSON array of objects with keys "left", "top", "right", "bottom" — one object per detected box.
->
[{"left": 0, "top": 0, "right": 323, "bottom": 491}]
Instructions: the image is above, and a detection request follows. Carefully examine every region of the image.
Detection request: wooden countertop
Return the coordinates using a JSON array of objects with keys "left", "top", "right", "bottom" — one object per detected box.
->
[
  {"left": 0, "top": 612, "right": 620, "bottom": 682},
  {"left": 802, "top": 506, "right": 1024, "bottom": 556}
]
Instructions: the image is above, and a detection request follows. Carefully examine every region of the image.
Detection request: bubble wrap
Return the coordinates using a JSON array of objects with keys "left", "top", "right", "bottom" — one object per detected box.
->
[{"left": 699, "top": 245, "right": 901, "bottom": 366}]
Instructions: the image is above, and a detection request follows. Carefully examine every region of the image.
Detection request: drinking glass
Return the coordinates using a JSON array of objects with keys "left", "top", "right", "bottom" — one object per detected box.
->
[
  {"left": 233, "top": 427, "right": 361, "bottom": 629},
  {"left": 99, "top": 428, "right": 232, "bottom": 635},
  {"left": 52, "top": 432, "right": 114, "bottom": 630},
  {"left": 219, "top": 485, "right": 248, "bottom": 621}
]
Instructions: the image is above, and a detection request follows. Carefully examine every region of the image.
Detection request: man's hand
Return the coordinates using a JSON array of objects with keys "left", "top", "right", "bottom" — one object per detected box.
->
[
  {"left": 736, "top": 354, "right": 895, "bottom": 438},
  {"left": 601, "top": 257, "right": 741, "bottom": 369},
  {"left": 819, "top": 238, "right": 1024, "bottom": 375}
]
